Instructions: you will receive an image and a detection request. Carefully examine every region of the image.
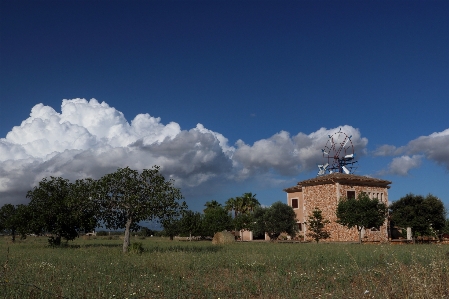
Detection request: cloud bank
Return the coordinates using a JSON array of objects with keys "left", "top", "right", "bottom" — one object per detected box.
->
[
  {"left": 374, "top": 128, "right": 449, "bottom": 175},
  {"left": 1, "top": 98, "right": 369, "bottom": 205}
]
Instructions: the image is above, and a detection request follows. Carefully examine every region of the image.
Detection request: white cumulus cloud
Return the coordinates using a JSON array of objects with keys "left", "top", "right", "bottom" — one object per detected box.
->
[
  {"left": 0, "top": 98, "right": 371, "bottom": 206},
  {"left": 0, "top": 99, "right": 233, "bottom": 205},
  {"left": 233, "top": 125, "right": 368, "bottom": 178},
  {"left": 383, "top": 155, "right": 423, "bottom": 176},
  {"left": 374, "top": 128, "right": 449, "bottom": 173},
  {"left": 407, "top": 129, "right": 449, "bottom": 170}
]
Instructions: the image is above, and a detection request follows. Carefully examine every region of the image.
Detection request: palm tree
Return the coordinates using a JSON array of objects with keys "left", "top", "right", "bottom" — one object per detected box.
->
[
  {"left": 225, "top": 197, "right": 238, "bottom": 218},
  {"left": 228, "top": 193, "right": 260, "bottom": 241},
  {"left": 203, "top": 200, "right": 222, "bottom": 214},
  {"left": 240, "top": 192, "right": 260, "bottom": 214}
]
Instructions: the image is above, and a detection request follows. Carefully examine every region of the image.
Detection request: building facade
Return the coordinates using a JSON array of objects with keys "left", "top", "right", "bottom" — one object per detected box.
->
[{"left": 284, "top": 173, "right": 391, "bottom": 242}]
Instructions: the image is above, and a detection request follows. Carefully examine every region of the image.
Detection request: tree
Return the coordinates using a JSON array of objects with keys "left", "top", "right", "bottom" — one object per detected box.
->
[
  {"left": 162, "top": 218, "right": 181, "bottom": 240},
  {"left": 233, "top": 213, "right": 255, "bottom": 240},
  {"left": 179, "top": 210, "right": 202, "bottom": 240},
  {"left": 252, "top": 206, "right": 268, "bottom": 238},
  {"left": 239, "top": 192, "right": 260, "bottom": 215},
  {"left": 225, "top": 197, "right": 238, "bottom": 217},
  {"left": 138, "top": 227, "right": 154, "bottom": 237},
  {"left": 306, "top": 208, "right": 331, "bottom": 243},
  {"left": 442, "top": 219, "right": 449, "bottom": 236},
  {"left": 225, "top": 193, "right": 260, "bottom": 218},
  {"left": 0, "top": 204, "right": 29, "bottom": 242},
  {"left": 225, "top": 193, "right": 260, "bottom": 240},
  {"left": 203, "top": 200, "right": 222, "bottom": 214},
  {"left": 201, "top": 206, "right": 232, "bottom": 237},
  {"left": 26, "top": 177, "right": 98, "bottom": 246},
  {"left": 96, "top": 166, "right": 186, "bottom": 252},
  {"left": 336, "top": 192, "right": 387, "bottom": 244},
  {"left": 389, "top": 193, "right": 447, "bottom": 239},
  {"left": 256, "top": 201, "right": 297, "bottom": 240}
]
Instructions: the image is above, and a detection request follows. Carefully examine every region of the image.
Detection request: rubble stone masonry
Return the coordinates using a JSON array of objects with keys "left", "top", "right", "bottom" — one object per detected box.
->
[{"left": 285, "top": 174, "right": 391, "bottom": 242}]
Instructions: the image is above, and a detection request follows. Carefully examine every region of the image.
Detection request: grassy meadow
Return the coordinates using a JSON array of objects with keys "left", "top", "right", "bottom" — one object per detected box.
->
[{"left": 1, "top": 236, "right": 448, "bottom": 299}]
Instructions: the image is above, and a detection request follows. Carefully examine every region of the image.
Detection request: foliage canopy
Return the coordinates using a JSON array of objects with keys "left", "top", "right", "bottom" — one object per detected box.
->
[
  {"left": 26, "top": 177, "right": 98, "bottom": 246},
  {"left": 96, "top": 166, "right": 186, "bottom": 252},
  {"left": 389, "top": 193, "right": 447, "bottom": 238},
  {"left": 336, "top": 192, "right": 387, "bottom": 243},
  {"left": 254, "top": 201, "right": 296, "bottom": 240},
  {"left": 0, "top": 204, "right": 29, "bottom": 242}
]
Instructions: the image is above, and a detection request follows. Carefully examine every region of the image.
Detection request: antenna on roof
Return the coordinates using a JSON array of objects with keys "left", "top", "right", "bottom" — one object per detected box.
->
[{"left": 317, "top": 128, "right": 358, "bottom": 176}]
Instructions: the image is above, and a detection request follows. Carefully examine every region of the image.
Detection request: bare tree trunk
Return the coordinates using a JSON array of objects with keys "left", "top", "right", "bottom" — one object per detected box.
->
[{"left": 123, "top": 217, "right": 132, "bottom": 253}]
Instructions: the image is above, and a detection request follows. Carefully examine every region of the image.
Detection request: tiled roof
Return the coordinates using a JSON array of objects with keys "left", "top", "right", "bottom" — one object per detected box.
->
[{"left": 284, "top": 173, "right": 391, "bottom": 192}]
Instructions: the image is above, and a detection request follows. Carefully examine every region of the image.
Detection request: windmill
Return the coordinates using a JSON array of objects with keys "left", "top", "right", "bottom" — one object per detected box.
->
[{"left": 317, "top": 128, "right": 358, "bottom": 176}]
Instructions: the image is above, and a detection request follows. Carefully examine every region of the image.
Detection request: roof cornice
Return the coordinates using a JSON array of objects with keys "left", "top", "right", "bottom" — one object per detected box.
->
[{"left": 284, "top": 173, "right": 391, "bottom": 193}]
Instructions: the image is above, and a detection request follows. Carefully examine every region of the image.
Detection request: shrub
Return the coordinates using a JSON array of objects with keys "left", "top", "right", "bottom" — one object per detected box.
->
[
  {"left": 129, "top": 242, "right": 144, "bottom": 254},
  {"left": 96, "top": 231, "right": 108, "bottom": 236}
]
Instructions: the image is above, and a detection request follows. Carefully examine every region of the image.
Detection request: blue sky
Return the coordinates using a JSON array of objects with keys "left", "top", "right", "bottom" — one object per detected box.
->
[{"left": 1, "top": 1, "right": 448, "bottom": 213}]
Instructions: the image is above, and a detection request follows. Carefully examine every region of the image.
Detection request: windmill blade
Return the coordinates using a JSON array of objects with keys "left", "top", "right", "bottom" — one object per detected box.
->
[
  {"left": 342, "top": 166, "right": 350, "bottom": 174},
  {"left": 344, "top": 154, "right": 354, "bottom": 160},
  {"left": 322, "top": 149, "right": 329, "bottom": 155},
  {"left": 317, "top": 163, "right": 330, "bottom": 176},
  {"left": 318, "top": 165, "right": 324, "bottom": 175}
]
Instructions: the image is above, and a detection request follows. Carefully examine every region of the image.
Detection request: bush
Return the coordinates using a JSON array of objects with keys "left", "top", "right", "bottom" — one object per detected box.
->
[
  {"left": 129, "top": 242, "right": 144, "bottom": 254},
  {"left": 96, "top": 231, "right": 108, "bottom": 236}
]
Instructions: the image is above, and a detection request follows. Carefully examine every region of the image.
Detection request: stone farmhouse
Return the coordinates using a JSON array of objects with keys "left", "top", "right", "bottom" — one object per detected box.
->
[{"left": 284, "top": 173, "right": 391, "bottom": 242}]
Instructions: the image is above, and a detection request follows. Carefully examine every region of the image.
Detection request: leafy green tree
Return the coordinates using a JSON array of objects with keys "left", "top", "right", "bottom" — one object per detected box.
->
[
  {"left": 138, "top": 227, "right": 154, "bottom": 237},
  {"left": 96, "top": 166, "right": 186, "bottom": 252},
  {"left": 26, "top": 177, "right": 98, "bottom": 246},
  {"left": 336, "top": 192, "right": 387, "bottom": 244},
  {"left": 442, "top": 219, "right": 449, "bottom": 235},
  {"left": 0, "top": 204, "right": 30, "bottom": 242},
  {"left": 306, "top": 208, "right": 331, "bottom": 243},
  {"left": 179, "top": 210, "right": 202, "bottom": 240},
  {"left": 233, "top": 213, "right": 255, "bottom": 240},
  {"left": 252, "top": 206, "right": 268, "bottom": 238},
  {"left": 389, "top": 193, "right": 447, "bottom": 239},
  {"left": 201, "top": 206, "right": 232, "bottom": 237},
  {"left": 162, "top": 218, "right": 181, "bottom": 240},
  {"left": 256, "top": 201, "right": 296, "bottom": 240}
]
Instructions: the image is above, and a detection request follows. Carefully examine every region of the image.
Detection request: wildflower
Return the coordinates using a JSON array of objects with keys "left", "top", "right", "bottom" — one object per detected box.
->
[{"left": 364, "top": 290, "right": 370, "bottom": 295}]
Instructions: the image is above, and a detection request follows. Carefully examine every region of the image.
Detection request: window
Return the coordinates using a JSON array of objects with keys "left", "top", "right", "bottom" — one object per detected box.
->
[
  {"left": 347, "top": 191, "right": 355, "bottom": 199},
  {"left": 294, "top": 223, "right": 303, "bottom": 231},
  {"left": 291, "top": 198, "right": 298, "bottom": 209}
]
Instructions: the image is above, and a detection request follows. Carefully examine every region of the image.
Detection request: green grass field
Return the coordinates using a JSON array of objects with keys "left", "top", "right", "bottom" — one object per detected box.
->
[{"left": 1, "top": 236, "right": 448, "bottom": 298}]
